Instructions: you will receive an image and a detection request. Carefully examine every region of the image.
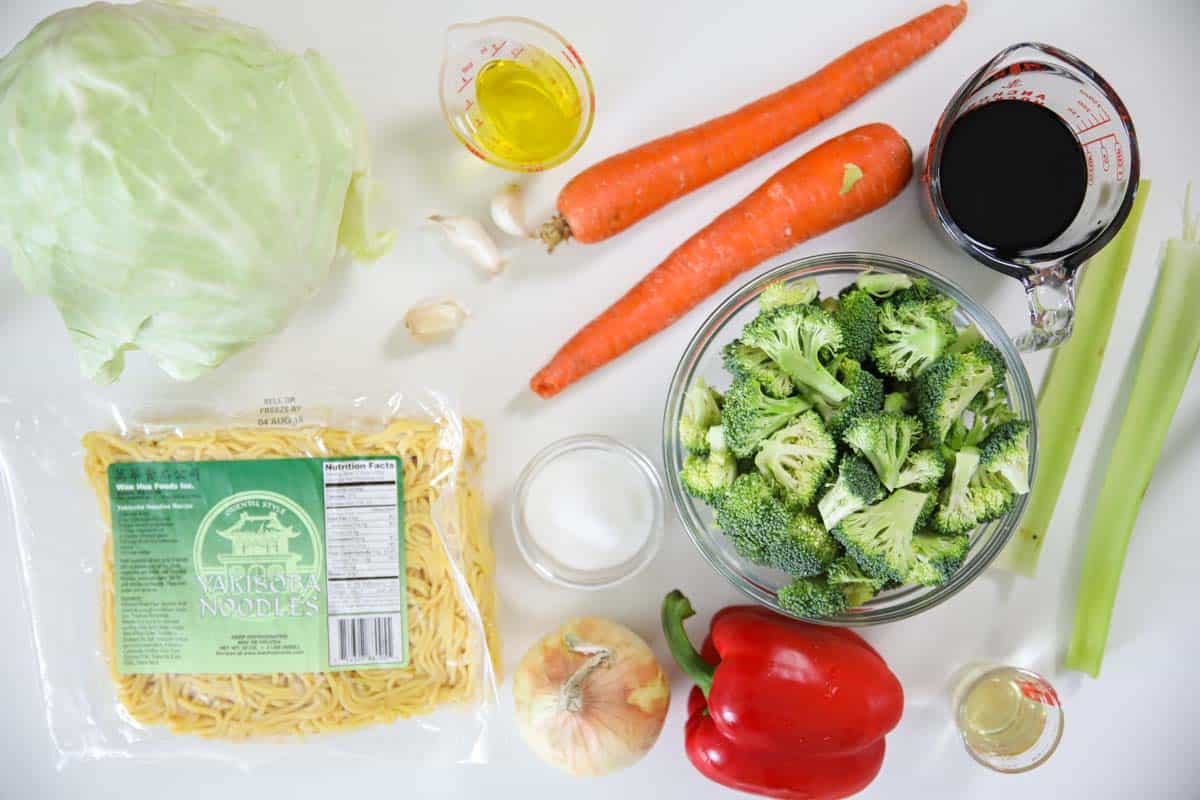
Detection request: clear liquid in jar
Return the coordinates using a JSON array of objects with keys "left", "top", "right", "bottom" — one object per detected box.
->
[{"left": 960, "top": 672, "right": 1049, "bottom": 757}]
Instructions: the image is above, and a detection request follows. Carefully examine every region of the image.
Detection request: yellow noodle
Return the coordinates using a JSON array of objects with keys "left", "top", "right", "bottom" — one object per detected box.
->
[{"left": 84, "top": 419, "right": 498, "bottom": 739}]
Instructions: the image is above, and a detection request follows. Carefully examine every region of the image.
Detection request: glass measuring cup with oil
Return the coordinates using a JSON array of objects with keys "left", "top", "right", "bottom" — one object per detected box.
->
[{"left": 439, "top": 17, "right": 595, "bottom": 171}]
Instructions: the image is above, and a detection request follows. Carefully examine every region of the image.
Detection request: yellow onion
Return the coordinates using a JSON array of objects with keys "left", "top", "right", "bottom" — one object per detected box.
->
[{"left": 513, "top": 617, "right": 670, "bottom": 777}]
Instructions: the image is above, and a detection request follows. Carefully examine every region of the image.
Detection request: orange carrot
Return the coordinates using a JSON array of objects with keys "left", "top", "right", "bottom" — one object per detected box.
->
[
  {"left": 540, "top": 2, "right": 964, "bottom": 250},
  {"left": 531, "top": 123, "right": 912, "bottom": 398}
]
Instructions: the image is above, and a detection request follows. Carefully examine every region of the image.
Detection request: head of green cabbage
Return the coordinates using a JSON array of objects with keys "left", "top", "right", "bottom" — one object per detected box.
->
[{"left": 0, "top": 2, "right": 393, "bottom": 383}]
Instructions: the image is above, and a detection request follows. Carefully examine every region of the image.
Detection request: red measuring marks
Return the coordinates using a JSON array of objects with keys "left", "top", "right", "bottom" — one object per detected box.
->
[
  {"left": 457, "top": 60, "right": 474, "bottom": 94},
  {"left": 1080, "top": 133, "right": 1127, "bottom": 185},
  {"left": 561, "top": 45, "right": 583, "bottom": 69},
  {"left": 1019, "top": 679, "right": 1061, "bottom": 708},
  {"left": 457, "top": 40, "right": 512, "bottom": 95},
  {"left": 1065, "top": 88, "right": 1112, "bottom": 135},
  {"left": 1068, "top": 88, "right": 1123, "bottom": 184}
]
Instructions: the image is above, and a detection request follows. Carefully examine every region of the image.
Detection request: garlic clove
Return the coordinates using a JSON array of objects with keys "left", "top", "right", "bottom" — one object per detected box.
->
[
  {"left": 404, "top": 298, "right": 469, "bottom": 342},
  {"left": 490, "top": 182, "right": 535, "bottom": 238},
  {"left": 428, "top": 214, "right": 507, "bottom": 275}
]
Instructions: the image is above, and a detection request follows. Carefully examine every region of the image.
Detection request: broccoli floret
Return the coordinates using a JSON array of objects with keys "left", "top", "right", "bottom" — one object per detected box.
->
[
  {"left": 915, "top": 350, "right": 996, "bottom": 442},
  {"left": 679, "top": 378, "right": 722, "bottom": 453},
  {"left": 979, "top": 420, "right": 1031, "bottom": 494},
  {"left": 706, "top": 425, "right": 727, "bottom": 452},
  {"left": 723, "top": 342, "right": 795, "bottom": 398},
  {"left": 969, "top": 339, "right": 1008, "bottom": 387},
  {"left": 715, "top": 472, "right": 791, "bottom": 564},
  {"left": 778, "top": 554, "right": 889, "bottom": 616},
  {"left": 766, "top": 511, "right": 840, "bottom": 577},
  {"left": 871, "top": 300, "right": 958, "bottom": 381},
  {"left": 842, "top": 412, "right": 923, "bottom": 491},
  {"left": 739, "top": 305, "right": 851, "bottom": 405},
  {"left": 970, "top": 469, "right": 1017, "bottom": 522},
  {"left": 883, "top": 391, "right": 914, "bottom": 414},
  {"left": 916, "top": 489, "right": 940, "bottom": 530},
  {"left": 680, "top": 447, "right": 738, "bottom": 503},
  {"left": 933, "top": 448, "right": 1011, "bottom": 534},
  {"left": 833, "top": 488, "right": 929, "bottom": 582},
  {"left": 883, "top": 277, "right": 955, "bottom": 314},
  {"left": 896, "top": 448, "right": 946, "bottom": 490},
  {"left": 946, "top": 323, "right": 984, "bottom": 355},
  {"left": 777, "top": 576, "right": 848, "bottom": 617},
  {"left": 834, "top": 289, "right": 879, "bottom": 362},
  {"left": 760, "top": 278, "right": 819, "bottom": 311},
  {"left": 854, "top": 272, "right": 912, "bottom": 298},
  {"left": 827, "top": 555, "right": 887, "bottom": 606},
  {"left": 873, "top": 275, "right": 955, "bottom": 311},
  {"left": 754, "top": 411, "right": 837, "bottom": 509},
  {"left": 822, "top": 359, "right": 885, "bottom": 439},
  {"left": 817, "top": 453, "right": 885, "bottom": 530},
  {"left": 856, "top": 273, "right": 953, "bottom": 313},
  {"left": 933, "top": 447, "right": 981, "bottom": 534},
  {"left": 907, "top": 532, "right": 971, "bottom": 586},
  {"left": 722, "top": 377, "right": 812, "bottom": 458},
  {"left": 945, "top": 385, "right": 1018, "bottom": 449},
  {"left": 973, "top": 384, "right": 1012, "bottom": 416}
]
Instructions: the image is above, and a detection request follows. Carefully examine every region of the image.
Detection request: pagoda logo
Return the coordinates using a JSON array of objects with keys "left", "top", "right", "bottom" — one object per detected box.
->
[{"left": 194, "top": 491, "right": 323, "bottom": 620}]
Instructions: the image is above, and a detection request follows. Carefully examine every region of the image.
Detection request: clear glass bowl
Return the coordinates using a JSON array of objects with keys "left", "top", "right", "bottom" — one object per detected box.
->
[
  {"left": 662, "top": 252, "right": 1038, "bottom": 625},
  {"left": 512, "top": 435, "right": 666, "bottom": 590}
]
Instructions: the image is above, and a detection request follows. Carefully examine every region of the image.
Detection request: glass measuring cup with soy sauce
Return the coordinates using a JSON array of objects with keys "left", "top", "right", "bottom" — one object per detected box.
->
[{"left": 923, "top": 43, "right": 1139, "bottom": 350}]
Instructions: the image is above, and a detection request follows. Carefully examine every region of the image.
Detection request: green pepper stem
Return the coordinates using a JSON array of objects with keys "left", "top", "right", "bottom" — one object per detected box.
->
[{"left": 661, "top": 589, "right": 716, "bottom": 698}]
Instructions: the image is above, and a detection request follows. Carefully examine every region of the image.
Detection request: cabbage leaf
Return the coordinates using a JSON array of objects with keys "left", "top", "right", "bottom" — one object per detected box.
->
[{"left": 0, "top": 1, "right": 394, "bottom": 382}]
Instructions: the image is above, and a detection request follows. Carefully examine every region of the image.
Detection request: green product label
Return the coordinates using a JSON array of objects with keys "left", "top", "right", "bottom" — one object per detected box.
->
[{"left": 109, "top": 457, "right": 408, "bottom": 674}]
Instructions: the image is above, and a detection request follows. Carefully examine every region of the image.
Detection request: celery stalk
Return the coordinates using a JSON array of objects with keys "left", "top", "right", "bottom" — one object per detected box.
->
[
  {"left": 997, "top": 181, "right": 1151, "bottom": 576},
  {"left": 1066, "top": 188, "right": 1200, "bottom": 676}
]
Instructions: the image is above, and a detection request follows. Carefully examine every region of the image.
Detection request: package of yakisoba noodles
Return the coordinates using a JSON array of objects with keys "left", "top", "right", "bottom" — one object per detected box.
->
[{"left": 0, "top": 389, "right": 498, "bottom": 767}]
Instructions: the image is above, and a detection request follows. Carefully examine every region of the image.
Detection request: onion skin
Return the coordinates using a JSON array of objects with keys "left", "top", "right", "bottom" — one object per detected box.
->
[{"left": 513, "top": 617, "right": 670, "bottom": 777}]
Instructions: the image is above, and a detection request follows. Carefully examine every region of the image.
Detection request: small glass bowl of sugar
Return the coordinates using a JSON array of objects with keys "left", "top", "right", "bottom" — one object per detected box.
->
[{"left": 512, "top": 435, "right": 665, "bottom": 590}]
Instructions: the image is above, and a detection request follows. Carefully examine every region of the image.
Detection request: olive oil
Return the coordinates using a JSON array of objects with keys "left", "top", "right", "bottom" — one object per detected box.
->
[{"left": 473, "top": 49, "right": 581, "bottom": 167}]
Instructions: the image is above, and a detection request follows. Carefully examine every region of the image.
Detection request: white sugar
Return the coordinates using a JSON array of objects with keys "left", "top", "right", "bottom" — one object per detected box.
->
[{"left": 523, "top": 448, "right": 654, "bottom": 572}]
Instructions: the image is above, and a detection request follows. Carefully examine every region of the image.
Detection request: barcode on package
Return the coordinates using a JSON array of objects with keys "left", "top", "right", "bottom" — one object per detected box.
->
[
  {"left": 328, "top": 614, "right": 401, "bottom": 666},
  {"left": 323, "top": 458, "right": 406, "bottom": 667}
]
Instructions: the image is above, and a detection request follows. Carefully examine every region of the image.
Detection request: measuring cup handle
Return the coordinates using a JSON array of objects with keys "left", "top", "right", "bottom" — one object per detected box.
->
[{"left": 1013, "top": 265, "right": 1077, "bottom": 352}]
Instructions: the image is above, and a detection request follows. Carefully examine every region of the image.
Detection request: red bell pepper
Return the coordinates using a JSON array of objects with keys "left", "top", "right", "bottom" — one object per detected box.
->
[{"left": 662, "top": 591, "right": 904, "bottom": 800}]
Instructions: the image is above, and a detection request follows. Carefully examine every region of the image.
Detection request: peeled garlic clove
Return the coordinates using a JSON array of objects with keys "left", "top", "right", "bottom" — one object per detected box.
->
[
  {"left": 428, "top": 214, "right": 507, "bottom": 275},
  {"left": 490, "top": 183, "right": 534, "bottom": 238},
  {"left": 404, "top": 298, "right": 469, "bottom": 342}
]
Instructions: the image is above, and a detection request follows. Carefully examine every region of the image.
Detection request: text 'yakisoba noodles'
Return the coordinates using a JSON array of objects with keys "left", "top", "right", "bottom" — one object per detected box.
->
[{"left": 83, "top": 419, "right": 498, "bottom": 738}]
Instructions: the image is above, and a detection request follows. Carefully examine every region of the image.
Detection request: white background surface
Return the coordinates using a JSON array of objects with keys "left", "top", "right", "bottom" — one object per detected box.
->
[{"left": 2, "top": 0, "right": 1199, "bottom": 797}]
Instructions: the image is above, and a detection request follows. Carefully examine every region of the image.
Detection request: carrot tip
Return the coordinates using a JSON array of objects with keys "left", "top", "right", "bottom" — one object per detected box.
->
[{"left": 530, "top": 375, "right": 559, "bottom": 399}]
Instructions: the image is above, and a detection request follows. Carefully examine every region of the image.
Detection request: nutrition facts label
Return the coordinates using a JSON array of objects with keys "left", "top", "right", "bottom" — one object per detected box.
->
[{"left": 322, "top": 459, "right": 406, "bottom": 666}]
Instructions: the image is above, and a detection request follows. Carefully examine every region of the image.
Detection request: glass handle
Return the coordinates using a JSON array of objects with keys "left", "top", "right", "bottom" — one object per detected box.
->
[{"left": 1014, "top": 265, "right": 1076, "bottom": 352}]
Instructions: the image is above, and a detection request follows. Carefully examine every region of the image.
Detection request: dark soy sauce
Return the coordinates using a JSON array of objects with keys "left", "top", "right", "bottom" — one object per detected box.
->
[{"left": 939, "top": 99, "right": 1087, "bottom": 253}]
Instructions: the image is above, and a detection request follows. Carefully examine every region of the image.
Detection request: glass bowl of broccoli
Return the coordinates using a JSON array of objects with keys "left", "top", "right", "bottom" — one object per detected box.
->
[{"left": 663, "top": 252, "right": 1037, "bottom": 625}]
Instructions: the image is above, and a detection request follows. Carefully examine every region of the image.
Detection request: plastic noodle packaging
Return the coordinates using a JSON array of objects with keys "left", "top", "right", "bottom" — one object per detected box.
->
[{"left": 0, "top": 391, "right": 499, "bottom": 766}]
